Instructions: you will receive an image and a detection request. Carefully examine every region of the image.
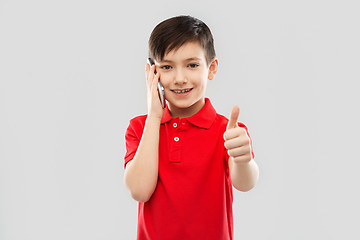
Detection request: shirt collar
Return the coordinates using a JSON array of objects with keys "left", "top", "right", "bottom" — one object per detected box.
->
[{"left": 161, "top": 98, "right": 217, "bottom": 129}]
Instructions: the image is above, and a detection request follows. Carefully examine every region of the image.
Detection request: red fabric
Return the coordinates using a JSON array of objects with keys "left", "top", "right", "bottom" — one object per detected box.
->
[{"left": 124, "top": 98, "right": 254, "bottom": 240}]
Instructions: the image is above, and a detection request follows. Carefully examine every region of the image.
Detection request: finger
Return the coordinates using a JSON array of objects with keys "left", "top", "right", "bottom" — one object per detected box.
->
[
  {"left": 223, "top": 127, "right": 242, "bottom": 141},
  {"left": 225, "top": 138, "right": 248, "bottom": 150},
  {"left": 146, "top": 65, "right": 156, "bottom": 86},
  {"left": 224, "top": 137, "right": 242, "bottom": 150},
  {"left": 227, "top": 105, "right": 240, "bottom": 130},
  {"left": 145, "top": 62, "right": 150, "bottom": 73},
  {"left": 150, "top": 65, "right": 156, "bottom": 81},
  {"left": 228, "top": 145, "right": 250, "bottom": 158},
  {"left": 152, "top": 71, "right": 161, "bottom": 97},
  {"left": 145, "top": 63, "right": 150, "bottom": 79},
  {"left": 145, "top": 63, "right": 151, "bottom": 86}
]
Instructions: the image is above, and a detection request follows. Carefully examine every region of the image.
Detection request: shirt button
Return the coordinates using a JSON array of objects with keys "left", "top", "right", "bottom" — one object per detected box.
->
[
  {"left": 174, "top": 137, "right": 179, "bottom": 142},
  {"left": 173, "top": 123, "right": 177, "bottom": 128}
]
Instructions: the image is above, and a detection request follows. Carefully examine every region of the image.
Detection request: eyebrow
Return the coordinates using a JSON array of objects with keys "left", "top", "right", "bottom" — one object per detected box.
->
[{"left": 161, "top": 57, "right": 201, "bottom": 63}]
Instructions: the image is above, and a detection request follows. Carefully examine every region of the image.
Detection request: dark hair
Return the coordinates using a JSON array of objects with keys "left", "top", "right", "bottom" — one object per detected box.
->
[{"left": 148, "top": 15, "right": 216, "bottom": 66}]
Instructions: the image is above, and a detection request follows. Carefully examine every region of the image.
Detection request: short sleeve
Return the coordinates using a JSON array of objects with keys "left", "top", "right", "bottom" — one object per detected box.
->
[
  {"left": 224, "top": 122, "right": 255, "bottom": 161},
  {"left": 124, "top": 118, "right": 144, "bottom": 169}
]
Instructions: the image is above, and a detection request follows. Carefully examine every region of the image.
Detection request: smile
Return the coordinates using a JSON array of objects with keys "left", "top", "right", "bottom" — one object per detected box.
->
[{"left": 171, "top": 88, "right": 193, "bottom": 94}]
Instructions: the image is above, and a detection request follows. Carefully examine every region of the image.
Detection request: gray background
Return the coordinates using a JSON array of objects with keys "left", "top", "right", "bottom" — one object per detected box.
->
[{"left": 1, "top": 0, "right": 359, "bottom": 239}]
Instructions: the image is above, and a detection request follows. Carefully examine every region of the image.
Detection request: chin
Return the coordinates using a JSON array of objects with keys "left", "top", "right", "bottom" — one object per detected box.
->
[
  {"left": 168, "top": 97, "right": 203, "bottom": 109},
  {"left": 169, "top": 101, "right": 193, "bottom": 109}
]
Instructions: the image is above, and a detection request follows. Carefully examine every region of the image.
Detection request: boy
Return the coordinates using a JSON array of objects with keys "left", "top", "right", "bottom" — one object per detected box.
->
[{"left": 124, "top": 15, "right": 259, "bottom": 240}]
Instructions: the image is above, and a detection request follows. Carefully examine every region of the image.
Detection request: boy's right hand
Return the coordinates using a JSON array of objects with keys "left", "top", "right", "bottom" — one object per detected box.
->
[{"left": 145, "top": 63, "right": 165, "bottom": 120}]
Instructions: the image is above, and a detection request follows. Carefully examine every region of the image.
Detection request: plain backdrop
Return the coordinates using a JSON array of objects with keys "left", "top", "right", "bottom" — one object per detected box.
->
[{"left": 1, "top": 0, "right": 359, "bottom": 239}]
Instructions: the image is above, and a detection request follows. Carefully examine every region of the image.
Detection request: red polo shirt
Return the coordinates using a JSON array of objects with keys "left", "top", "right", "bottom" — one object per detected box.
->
[{"left": 124, "top": 98, "right": 254, "bottom": 240}]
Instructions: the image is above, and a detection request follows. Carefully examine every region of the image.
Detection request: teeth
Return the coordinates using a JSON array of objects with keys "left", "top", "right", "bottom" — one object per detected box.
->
[{"left": 173, "top": 89, "right": 191, "bottom": 93}]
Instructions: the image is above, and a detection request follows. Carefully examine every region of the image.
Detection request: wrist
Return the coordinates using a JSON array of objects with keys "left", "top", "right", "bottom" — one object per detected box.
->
[
  {"left": 146, "top": 114, "right": 162, "bottom": 124},
  {"left": 232, "top": 157, "right": 253, "bottom": 166}
]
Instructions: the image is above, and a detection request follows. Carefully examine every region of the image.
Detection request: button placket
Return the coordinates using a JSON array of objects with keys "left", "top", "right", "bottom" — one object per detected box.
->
[
  {"left": 173, "top": 120, "right": 180, "bottom": 142},
  {"left": 169, "top": 119, "right": 181, "bottom": 163}
]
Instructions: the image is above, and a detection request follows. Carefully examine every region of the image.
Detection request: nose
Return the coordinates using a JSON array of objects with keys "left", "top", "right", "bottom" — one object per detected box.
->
[{"left": 173, "top": 69, "right": 187, "bottom": 85}]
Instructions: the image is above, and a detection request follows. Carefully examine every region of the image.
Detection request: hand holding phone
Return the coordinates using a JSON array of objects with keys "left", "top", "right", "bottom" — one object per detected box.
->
[{"left": 148, "top": 58, "right": 166, "bottom": 108}]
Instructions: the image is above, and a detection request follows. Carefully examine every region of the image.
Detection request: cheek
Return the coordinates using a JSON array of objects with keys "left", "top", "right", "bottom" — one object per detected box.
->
[
  {"left": 190, "top": 71, "right": 207, "bottom": 82},
  {"left": 193, "top": 72, "right": 208, "bottom": 88},
  {"left": 159, "top": 73, "right": 172, "bottom": 87}
]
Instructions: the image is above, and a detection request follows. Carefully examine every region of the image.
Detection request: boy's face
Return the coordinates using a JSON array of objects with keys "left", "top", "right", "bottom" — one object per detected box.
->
[{"left": 155, "top": 41, "right": 218, "bottom": 118}]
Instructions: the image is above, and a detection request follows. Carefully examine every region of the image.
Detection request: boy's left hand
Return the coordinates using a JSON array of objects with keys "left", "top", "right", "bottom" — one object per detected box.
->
[{"left": 223, "top": 106, "right": 252, "bottom": 164}]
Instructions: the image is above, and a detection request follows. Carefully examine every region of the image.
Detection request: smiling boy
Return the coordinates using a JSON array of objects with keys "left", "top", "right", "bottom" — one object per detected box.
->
[{"left": 124, "top": 15, "right": 259, "bottom": 240}]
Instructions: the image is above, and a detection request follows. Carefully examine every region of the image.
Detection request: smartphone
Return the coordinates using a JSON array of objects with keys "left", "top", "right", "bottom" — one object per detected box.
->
[{"left": 148, "top": 58, "right": 166, "bottom": 108}]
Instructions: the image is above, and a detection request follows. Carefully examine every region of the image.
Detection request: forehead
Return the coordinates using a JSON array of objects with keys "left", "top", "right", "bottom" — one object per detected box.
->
[{"left": 162, "top": 41, "right": 206, "bottom": 62}]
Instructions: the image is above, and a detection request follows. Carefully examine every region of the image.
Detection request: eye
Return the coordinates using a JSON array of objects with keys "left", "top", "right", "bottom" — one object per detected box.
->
[
  {"left": 188, "top": 63, "right": 199, "bottom": 68},
  {"left": 161, "top": 65, "right": 172, "bottom": 70}
]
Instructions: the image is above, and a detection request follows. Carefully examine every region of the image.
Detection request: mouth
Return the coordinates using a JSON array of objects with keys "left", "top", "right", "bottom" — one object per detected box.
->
[{"left": 171, "top": 88, "right": 193, "bottom": 94}]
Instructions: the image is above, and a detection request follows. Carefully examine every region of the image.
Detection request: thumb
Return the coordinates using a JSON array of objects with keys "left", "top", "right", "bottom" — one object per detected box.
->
[{"left": 227, "top": 105, "right": 240, "bottom": 129}]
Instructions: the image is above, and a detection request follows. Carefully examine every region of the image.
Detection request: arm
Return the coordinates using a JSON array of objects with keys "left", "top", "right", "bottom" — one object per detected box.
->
[
  {"left": 224, "top": 106, "right": 259, "bottom": 192},
  {"left": 124, "top": 116, "right": 161, "bottom": 202},
  {"left": 124, "top": 63, "right": 164, "bottom": 202},
  {"left": 228, "top": 157, "right": 259, "bottom": 192}
]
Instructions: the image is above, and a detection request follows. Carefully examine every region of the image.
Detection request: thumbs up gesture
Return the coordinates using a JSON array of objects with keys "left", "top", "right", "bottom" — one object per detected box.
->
[{"left": 223, "top": 106, "right": 252, "bottom": 164}]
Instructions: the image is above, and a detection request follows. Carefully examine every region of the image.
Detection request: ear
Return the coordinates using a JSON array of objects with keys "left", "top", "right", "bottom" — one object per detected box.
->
[{"left": 207, "top": 58, "right": 218, "bottom": 80}]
